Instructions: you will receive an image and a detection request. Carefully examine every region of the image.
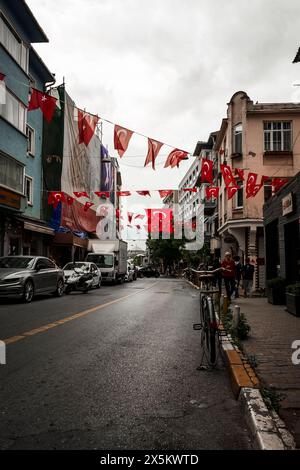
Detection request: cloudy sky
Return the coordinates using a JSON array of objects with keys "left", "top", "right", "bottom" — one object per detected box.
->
[{"left": 27, "top": 0, "right": 300, "bottom": 244}]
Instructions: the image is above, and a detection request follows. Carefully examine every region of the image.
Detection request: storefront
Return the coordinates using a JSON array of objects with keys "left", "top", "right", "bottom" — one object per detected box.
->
[
  {"left": 51, "top": 232, "right": 88, "bottom": 268},
  {"left": 0, "top": 187, "right": 55, "bottom": 257},
  {"left": 264, "top": 172, "right": 300, "bottom": 284},
  {"left": 0, "top": 187, "right": 24, "bottom": 256}
]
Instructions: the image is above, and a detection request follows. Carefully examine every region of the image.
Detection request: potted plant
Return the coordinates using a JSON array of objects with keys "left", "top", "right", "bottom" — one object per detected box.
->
[
  {"left": 286, "top": 283, "right": 300, "bottom": 317},
  {"left": 266, "top": 278, "right": 286, "bottom": 305}
]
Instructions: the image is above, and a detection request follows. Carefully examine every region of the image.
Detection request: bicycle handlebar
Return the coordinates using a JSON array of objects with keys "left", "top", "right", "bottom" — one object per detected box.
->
[{"left": 188, "top": 267, "right": 230, "bottom": 275}]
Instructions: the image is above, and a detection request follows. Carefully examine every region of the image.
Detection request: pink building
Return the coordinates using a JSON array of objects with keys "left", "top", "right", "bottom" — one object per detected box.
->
[{"left": 214, "top": 91, "right": 300, "bottom": 289}]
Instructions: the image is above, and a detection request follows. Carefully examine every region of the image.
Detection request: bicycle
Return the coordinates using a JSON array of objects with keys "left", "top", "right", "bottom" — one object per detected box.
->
[{"left": 191, "top": 267, "right": 226, "bottom": 369}]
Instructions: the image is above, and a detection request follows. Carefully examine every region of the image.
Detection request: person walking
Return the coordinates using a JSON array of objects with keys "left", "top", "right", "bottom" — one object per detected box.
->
[
  {"left": 242, "top": 258, "right": 254, "bottom": 297},
  {"left": 234, "top": 256, "right": 243, "bottom": 298},
  {"left": 221, "top": 252, "right": 236, "bottom": 301}
]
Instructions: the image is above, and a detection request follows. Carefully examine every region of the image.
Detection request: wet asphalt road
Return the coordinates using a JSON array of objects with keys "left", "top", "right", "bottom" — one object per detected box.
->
[{"left": 0, "top": 278, "right": 252, "bottom": 450}]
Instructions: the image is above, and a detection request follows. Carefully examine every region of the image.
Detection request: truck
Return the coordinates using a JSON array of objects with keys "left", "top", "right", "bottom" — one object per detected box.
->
[{"left": 86, "top": 240, "right": 128, "bottom": 284}]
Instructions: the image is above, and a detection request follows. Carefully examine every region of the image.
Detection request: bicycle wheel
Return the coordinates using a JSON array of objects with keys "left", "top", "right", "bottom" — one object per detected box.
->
[{"left": 201, "top": 296, "right": 217, "bottom": 366}]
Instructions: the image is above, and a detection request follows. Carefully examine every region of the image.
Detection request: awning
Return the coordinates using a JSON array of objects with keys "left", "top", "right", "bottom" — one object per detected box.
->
[{"left": 24, "top": 221, "right": 55, "bottom": 235}]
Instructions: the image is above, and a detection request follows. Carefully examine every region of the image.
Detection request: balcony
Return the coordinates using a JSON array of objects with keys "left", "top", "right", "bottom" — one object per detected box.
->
[
  {"left": 263, "top": 150, "right": 293, "bottom": 166},
  {"left": 204, "top": 200, "right": 216, "bottom": 216}
]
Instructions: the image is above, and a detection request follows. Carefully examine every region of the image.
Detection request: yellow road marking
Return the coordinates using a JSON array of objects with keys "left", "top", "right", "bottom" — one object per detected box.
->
[{"left": 2, "top": 282, "right": 159, "bottom": 346}]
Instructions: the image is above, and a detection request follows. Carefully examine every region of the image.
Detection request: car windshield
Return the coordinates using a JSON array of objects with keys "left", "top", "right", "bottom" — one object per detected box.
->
[
  {"left": 87, "top": 255, "right": 113, "bottom": 268},
  {"left": 0, "top": 257, "right": 35, "bottom": 269},
  {"left": 64, "top": 263, "right": 90, "bottom": 272}
]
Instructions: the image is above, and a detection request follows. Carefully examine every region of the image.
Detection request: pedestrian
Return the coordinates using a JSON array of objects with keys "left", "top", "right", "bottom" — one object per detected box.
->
[
  {"left": 221, "top": 252, "right": 236, "bottom": 301},
  {"left": 242, "top": 258, "right": 254, "bottom": 297},
  {"left": 234, "top": 256, "right": 243, "bottom": 298}
]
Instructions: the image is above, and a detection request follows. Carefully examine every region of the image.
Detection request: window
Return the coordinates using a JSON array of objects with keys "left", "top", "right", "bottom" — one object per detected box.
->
[
  {"left": 0, "top": 15, "right": 29, "bottom": 72},
  {"left": 235, "top": 181, "right": 243, "bottom": 209},
  {"left": 264, "top": 182, "right": 273, "bottom": 202},
  {"left": 234, "top": 123, "right": 242, "bottom": 154},
  {"left": 35, "top": 258, "right": 55, "bottom": 270},
  {"left": 0, "top": 89, "right": 26, "bottom": 133},
  {"left": 264, "top": 122, "right": 291, "bottom": 151},
  {"left": 0, "top": 153, "right": 24, "bottom": 193},
  {"left": 25, "top": 175, "right": 33, "bottom": 205},
  {"left": 26, "top": 125, "right": 35, "bottom": 155}
]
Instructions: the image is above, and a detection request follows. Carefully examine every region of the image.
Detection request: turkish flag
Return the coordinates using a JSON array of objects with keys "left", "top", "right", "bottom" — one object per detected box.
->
[
  {"left": 227, "top": 186, "right": 239, "bottom": 200},
  {"left": 144, "top": 138, "right": 163, "bottom": 170},
  {"left": 158, "top": 190, "right": 173, "bottom": 198},
  {"left": 135, "top": 214, "right": 145, "bottom": 219},
  {"left": 28, "top": 88, "right": 57, "bottom": 123},
  {"left": 114, "top": 125, "right": 134, "bottom": 157},
  {"left": 235, "top": 168, "right": 245, "bottom": 181},
  {"left": 83, "top": 202, "right": 94, "bottom": 212},
  {"left": 205, "top": 186, "right": 220, "bottom": 200},
  {"left": 221, "top": 164, "right": 236, "bottom": 187},
  {"left": 246, "top": 172, "right": 258, "bottom": 198},
  {"left": 137, "top": 190, "right": 151, "bottom": 196},
  {"left": 127, "top": 212, "right": 134, "bottom": 223},
  {"left": 201, "top": 158, "right": 214, "bottom": 183},
  {"left": 246, "top": 174, "right": 269, "bottom": 198},
  {"left": 183, "top": 188, "right": 197, "bottom": 193},
  {"left": 146, "top": 208, "right": 173, "bottom": 234},
  {"left": 117, "top": 191, "right": 131, "bottom": 197},
  {"left": 272, "top": 178, "right": 287, "bottom": 192},
  {"left": 95, "top": 191, "right": 110, "bottom": 198},
  {"left": 48, "top": 191, "right": 65, "bottom": 208},
  {"left": 78, "top": 109, "right": 99, "bottom": 147},
  {"left": 73, "top": 191, "right": 90, "bottom": 198},
  {"left": 164, "top": 149, "right": 189, "bottom": 168}
]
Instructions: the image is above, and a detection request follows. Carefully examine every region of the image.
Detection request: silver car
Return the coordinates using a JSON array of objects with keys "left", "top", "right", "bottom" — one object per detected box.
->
[{"left": 0, "top": 256, "right": 65, "bottom": 303}]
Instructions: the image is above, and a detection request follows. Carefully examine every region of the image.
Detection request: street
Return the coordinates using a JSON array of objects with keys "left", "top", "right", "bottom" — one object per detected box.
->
[{"left": 0, "top": 278, "right": 251, "bottom": 450}]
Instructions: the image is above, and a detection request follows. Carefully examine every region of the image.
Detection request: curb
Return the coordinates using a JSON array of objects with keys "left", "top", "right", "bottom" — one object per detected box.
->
[
  {"left": 185, "top": 279, "right": 296, "bottom": 450},
  {"left": 219, "top": 327, "right": 295, "bottom": 449}
]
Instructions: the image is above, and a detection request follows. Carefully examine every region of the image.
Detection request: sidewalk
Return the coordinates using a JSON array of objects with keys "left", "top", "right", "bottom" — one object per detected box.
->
[{"left": 234, "top": 297, "right": 300, "bottom": 448}]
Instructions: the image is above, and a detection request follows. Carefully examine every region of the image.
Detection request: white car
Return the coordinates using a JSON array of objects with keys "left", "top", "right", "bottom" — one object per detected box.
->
[{"left": 63, "top": 262, "right": 101, "bottom": 289}]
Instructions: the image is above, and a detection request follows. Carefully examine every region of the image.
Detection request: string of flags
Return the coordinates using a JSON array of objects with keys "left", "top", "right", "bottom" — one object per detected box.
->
[
  {"left": 47, "top": 167, "right": 288, "bottom": 212},
  {"left": 0, "top": 70, "right": 191, "bottom": 169}
]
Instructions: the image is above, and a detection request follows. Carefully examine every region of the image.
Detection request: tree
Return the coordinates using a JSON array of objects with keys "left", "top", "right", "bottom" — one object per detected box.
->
[{"left": 146, "top": 235, "right": 186, "bottom": 273}]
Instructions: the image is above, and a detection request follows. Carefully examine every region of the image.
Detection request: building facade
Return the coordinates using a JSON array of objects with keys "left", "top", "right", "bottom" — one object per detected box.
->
[
  {"left": 178, "top": 133, "right": 217, "bottom": 252},
  {"left": 0, "top": 0, "right": 55, "bottom": 257},
  {"left": 264, "top": 172, "right": 300, "bottom": 285},
  {"left": 214, "top": 91, "right": 300, "bottom": 289}
]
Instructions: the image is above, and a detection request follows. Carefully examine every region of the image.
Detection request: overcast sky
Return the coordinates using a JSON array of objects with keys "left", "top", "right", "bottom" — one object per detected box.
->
[{"left": 27, "top": 0, "right": 300, "bottom": 245}]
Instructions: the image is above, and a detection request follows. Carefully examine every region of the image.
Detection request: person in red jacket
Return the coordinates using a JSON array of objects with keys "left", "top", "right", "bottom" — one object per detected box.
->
[{"left": 221, "top": 252, "right": 236, "bottom": 301}]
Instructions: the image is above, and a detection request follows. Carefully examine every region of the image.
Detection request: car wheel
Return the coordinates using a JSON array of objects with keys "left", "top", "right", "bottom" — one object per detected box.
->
[
  {"left": 65, "top": 285, "right": 71, "bottom": 295},
  {"left": 54, "top": 279, "right": 64, "bottom": 297},
  {"left": 23, "top": 280, "right": 34, "bottom": 303},
  {"left": 96, "top": 280, "right": 101, "bottom": 288}
]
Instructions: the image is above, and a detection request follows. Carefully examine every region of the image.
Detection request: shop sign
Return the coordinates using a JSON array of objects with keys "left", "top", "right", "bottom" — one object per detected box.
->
[
  {"left": 0, "top": 187, "right": 21, "bottom": 210},
  {"left": 282, "top": 193, "right": 293, "bottom": 216}
]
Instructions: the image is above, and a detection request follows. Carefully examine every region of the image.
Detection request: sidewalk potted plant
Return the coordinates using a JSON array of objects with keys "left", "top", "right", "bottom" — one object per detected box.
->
[
  {"left": 266, "top": 277, "right": 286, "bottom": 305},
  {"left": 286, "top": 283, "right": 300, "bottom": 317}
]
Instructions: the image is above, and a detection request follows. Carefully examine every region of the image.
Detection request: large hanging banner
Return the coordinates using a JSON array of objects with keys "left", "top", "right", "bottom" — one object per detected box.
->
[{"left": 60, "top": 91, "right": 101, "bottom": 232}]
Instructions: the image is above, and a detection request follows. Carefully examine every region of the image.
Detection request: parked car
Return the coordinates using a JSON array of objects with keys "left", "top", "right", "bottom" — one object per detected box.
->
[
  {"left": 138, "top": 266, "right": 160, "bottom": 278},
  {"left": 63, "top": 262, "right": 101, "bottom": 290},
  {"left": 0, "top": 256, "right": 65, "bottom": 303}
]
